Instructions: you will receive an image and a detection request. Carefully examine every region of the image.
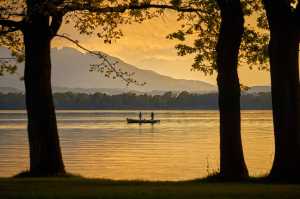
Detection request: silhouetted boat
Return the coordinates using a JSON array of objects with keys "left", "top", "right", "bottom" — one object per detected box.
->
[{"left": 126, "top": 118, "right": 160, "bottom": 124}]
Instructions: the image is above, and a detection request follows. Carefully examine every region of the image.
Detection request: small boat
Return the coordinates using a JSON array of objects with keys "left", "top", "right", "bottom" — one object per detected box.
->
[{"left": 126, "top": 118, "right": 160, "bottom": 124}]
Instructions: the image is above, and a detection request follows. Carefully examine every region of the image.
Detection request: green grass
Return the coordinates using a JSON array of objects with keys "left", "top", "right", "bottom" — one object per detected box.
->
[{"left": 1, "top": 177, "right": 300, "bottom": 199}]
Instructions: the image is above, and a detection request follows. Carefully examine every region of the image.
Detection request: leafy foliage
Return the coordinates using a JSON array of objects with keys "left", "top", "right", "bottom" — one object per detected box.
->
[
  {"left": 0, "top": 0, "right": 166, "bottom": 84},
  {"left": 56, "top": 34, "right": 146, "bottom": 86},
  {"left": 167, "top": 0, "right": 270, "bottom": 76},
  {"left": 67, "top": 1, "right": 163, "bottom": 44},
  {"left": 0, "top": 31, "right": 24, "bottom": 76},
  {"left": 0, "top": 0, "right": 276, "bottom": 82}
]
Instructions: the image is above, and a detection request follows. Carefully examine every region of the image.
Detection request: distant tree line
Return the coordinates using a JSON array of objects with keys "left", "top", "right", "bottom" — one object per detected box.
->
[{"left": 0, "top": 91, "right": 272, "bottom": 109}]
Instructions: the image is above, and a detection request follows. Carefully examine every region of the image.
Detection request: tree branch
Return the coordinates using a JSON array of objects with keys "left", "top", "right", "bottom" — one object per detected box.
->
[
  {"left": 0, "top": 27, "right": 20, "bottom": 35},
  {"left": 60, "top": 2, "right": 204, "bottom": 15},
  {"left": 0, "top": 19, "right": 22, "bottom": 28},
  {"left": 55, "top": 34, "right": 146, "bottom": 86},
  {"left": 49, "top": 13, "right": 63, "bottom": 38},
  {"left": 0, "top": 19, "right": 23, "bottom": 35}
]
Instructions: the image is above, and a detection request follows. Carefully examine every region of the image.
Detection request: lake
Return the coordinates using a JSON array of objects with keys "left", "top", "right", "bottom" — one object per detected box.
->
[{"left": 0, "top": 110, "right": 274, "bottom": 180}]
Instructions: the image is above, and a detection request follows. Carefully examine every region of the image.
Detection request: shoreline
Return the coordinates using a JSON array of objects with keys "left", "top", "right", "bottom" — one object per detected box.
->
[
  {"left": 0, "top": 107, "right": 272, "bottom": 110},
  {"left": 1, "top": 177, "right": 300, "bottom": 199}
]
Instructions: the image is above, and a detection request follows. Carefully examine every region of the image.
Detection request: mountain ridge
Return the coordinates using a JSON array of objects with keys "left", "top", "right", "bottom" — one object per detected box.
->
[{"left": 0, "top": 47, "right": 218, "bottom": 93}]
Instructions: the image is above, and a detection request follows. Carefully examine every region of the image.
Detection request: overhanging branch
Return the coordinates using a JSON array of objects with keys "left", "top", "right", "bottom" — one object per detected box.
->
[
  {"left": 0, "top": 27, "right": 20, "bottom": 35},
  {"left": 60, "top": 2, "right": 204, "bottom": 15},
  {"left": 0, "top": 19, "right": 23, "bottom": 35},
  {"left": 55, "top": 34, "right": 146, "bottom": 86},
  {"left": 49, "top": 13, "right": 63, "bottom": 38},
  {"left": 0, "top": 19, "right": 22, "bottom": 28}
]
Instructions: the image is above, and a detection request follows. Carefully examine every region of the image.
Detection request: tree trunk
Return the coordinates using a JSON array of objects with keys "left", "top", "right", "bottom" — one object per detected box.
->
[
  {"left": 216, "top": 0, "right": 248, "bottom": 180},
  {"left": 263, "top": 0, "right": 300, "bottom": 181},
  {"left": 23, "top": 15, "right": 65, "bottom": 176}
]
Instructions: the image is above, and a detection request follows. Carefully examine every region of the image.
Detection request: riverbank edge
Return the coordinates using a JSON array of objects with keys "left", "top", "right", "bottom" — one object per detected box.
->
[{"left": 1, "top": 176, "right": 300, "bottom": 199}]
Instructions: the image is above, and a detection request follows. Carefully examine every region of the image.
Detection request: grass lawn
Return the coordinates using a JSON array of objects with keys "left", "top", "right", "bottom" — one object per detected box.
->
[{"left": 1, "top": 177, "right": 300, "bottom": 199}]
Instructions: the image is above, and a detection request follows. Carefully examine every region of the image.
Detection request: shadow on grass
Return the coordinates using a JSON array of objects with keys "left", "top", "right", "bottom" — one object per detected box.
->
[
  {"left": 12, "top": 170, "right": 276, "bottom": 185},
  {"left": 14, "top": 170, "right": 82, "bottom": 178},
  {"left": 1, "top": 171, "right": 300, "bottom": 199}
]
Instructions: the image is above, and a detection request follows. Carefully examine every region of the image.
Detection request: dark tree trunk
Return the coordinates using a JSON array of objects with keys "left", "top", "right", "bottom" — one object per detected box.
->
[
  {"left": 263, "top": 0, "right": 300, "bottom": 181},
  {"left": 23, "top": 15, "right": 65, "bottom": 176},
  {"left": 216, "top": 0, "right": 248, "bottom": 180}
]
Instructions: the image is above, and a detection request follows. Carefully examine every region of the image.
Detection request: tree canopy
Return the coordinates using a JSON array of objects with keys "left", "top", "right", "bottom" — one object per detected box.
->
[
  {"left": 167, "top": 0, "right": 270, "bottom": 77},
  {"left": 0, "top": 0, "right": 202, "bottom": 82}
]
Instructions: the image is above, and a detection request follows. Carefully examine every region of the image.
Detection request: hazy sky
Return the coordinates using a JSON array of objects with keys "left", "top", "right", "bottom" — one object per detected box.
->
[{"left": 53, "top": 11, "right": 272, "bottom": 86}]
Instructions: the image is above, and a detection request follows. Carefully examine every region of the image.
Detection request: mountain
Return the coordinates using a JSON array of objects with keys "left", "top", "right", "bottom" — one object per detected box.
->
[
  {"left": 0, "top": 87, "right": 23, "bottom": 93},
  {"left": 0, "top": 47, "right": 217, "bottom": 94},
  {"left": 52, "top": 87, "right": 144, "bottom": 95}
]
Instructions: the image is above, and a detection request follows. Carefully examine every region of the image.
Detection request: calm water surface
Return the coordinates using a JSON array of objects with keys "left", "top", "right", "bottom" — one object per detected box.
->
[{"left": 0, "top": 110, "right": 274, "bottom": 180}]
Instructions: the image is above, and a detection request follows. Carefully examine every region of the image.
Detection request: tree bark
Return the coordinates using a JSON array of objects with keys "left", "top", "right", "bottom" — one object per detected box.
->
[
  {"left": 263, "top": 0, "right": 300, "bottom": 181},
  {"left": 216, "top": 0, "right": 248, "bottom": 180},
  {"left": 23, "top": 15, "right": 65, "bottom": 176}
]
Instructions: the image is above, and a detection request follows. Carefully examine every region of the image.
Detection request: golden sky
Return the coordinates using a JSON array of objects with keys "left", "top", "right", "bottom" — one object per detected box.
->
[{"left": 52, "top": 11, "right": 272, "bottom": 86}]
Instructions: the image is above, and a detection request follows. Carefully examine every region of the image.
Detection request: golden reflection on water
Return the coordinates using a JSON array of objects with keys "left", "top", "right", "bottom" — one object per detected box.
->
[{"left": 0, "top": 110, "right": 274, "bottom": 180}]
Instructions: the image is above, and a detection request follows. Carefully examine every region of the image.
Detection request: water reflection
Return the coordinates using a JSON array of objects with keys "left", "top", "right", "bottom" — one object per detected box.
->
[{"left": 0, "top": 110, "right": 273, "bottom": 180}]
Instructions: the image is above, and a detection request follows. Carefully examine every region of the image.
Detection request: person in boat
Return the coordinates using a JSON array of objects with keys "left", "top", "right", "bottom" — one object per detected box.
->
[
  {"left": 151, "top": 112, "right": 154, "bottom": 120},
  {"left": 139, "top": 112, "right": 142, "bottom": 121}
]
